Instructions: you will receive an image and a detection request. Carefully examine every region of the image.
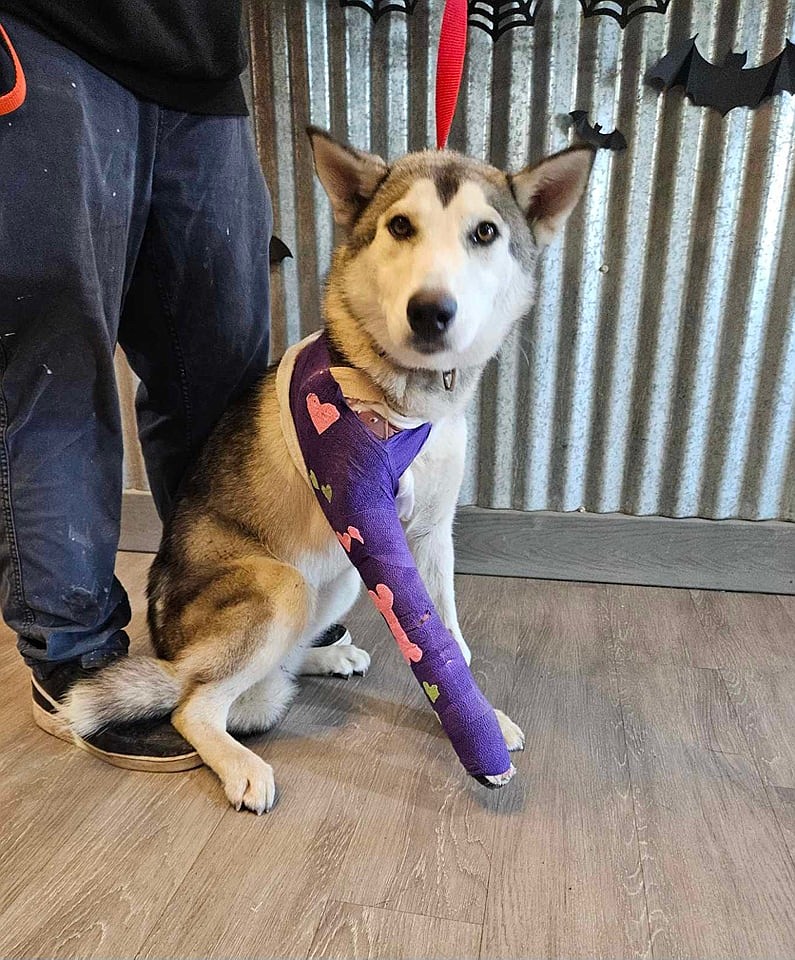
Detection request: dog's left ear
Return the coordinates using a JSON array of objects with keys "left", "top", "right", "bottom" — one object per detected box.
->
[
  {"left": 509, "top": 145, "right": 595, "bottom": 247},
  {"left": 307, "top": 127, "right": 389, "bottom": 229}
]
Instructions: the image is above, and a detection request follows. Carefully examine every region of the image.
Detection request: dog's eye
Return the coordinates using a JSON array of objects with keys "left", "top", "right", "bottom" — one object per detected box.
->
[
  {"left": 387, "top": 215, "right": 415, "bottom": 240},
  {"left": 472, "top": 221, "right": 498, "bottom": 245}
]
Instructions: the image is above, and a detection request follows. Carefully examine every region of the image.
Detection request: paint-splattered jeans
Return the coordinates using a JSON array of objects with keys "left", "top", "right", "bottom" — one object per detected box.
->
[{"left": 0, "top": 14, "right": 272, "bottom": 666}]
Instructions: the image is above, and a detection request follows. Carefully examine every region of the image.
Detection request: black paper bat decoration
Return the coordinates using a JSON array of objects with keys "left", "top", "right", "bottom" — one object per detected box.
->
[
  {"left": 579, "top": 0, "right": 671, "bottom": 28},
  {"left": 569, "top": 110, "right": 627, "bottom": 150},
  {"left": 338, "top": 0, "right": 417, "bottom": 21},
  {"left": 269, "top": 236, "right": 293, "bottom": 265},
  {"left": 468, "top": 1, "right": 545, "bottom": 40},
  {"left": 647, "top": 37, "right": 795, "bottom": 116}
]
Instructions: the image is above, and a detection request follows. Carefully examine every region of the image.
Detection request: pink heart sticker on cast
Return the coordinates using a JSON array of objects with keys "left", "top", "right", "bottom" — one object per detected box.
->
[
  {"left": 306, "top": 393, "right": 340, "bottom": 435},
  {"left": 335, "top": 526, "right": 364, "bottom": 552}
]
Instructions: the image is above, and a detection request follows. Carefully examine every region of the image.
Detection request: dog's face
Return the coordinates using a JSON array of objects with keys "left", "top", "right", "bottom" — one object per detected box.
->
[
  {"left": 309, "top": 130, "right": 594, "bottom": 372},
  {"left": 345, "top": 171, "right": 535, "bottom": 372}
]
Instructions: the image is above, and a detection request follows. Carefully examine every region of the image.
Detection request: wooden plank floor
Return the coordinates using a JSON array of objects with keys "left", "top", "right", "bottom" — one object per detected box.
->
[{"left": 1, "top": 554, "right": 794, "bottom": 960}]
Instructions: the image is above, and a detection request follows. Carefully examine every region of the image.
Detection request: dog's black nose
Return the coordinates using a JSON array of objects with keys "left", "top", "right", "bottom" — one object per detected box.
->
[{"left": 407, "top": 292, "right": 457, "bottom": 342}]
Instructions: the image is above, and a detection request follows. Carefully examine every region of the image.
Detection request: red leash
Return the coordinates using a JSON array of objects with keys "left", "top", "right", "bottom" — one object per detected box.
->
[
  {"left": 0, "top": 21, "right": 26, "bottom": 116},
  {"left": 435, "top": 0, "right": 467, "bottom": 149}
]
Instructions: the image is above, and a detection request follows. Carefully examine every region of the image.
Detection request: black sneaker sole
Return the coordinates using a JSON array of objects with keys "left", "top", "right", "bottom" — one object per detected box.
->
[
  {"left": 311, "top": 625, "right": 352, "bottom": 648},
  {"left": 31, "top": 677, "right": 203, "bottom": 774}
]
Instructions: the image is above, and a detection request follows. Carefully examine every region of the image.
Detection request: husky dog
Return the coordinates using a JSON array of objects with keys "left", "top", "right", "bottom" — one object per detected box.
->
[{"left": 65, "top": 129, "right": 594, "bottom": 813}]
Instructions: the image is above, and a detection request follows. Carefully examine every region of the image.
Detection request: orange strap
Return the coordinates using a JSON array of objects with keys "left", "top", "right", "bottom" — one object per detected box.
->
[{"left": 0, "top": 21, "right": 26, "bottom": 116}]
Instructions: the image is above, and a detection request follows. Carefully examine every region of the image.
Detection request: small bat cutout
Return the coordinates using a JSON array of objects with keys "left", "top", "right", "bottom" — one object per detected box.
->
[{"left": 569, "top": 111, "right": 627, "bottom": 150}]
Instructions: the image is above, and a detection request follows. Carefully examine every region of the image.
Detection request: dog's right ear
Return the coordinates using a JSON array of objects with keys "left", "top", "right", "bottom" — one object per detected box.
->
[
  {"left": 509, "top": 145, "right": 595, "bottom": 247},
  {"left": 307, "top": 127, "right": 388, "bottom": 229}
]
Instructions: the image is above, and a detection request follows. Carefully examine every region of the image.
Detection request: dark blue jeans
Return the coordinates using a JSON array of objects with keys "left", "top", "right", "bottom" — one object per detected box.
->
[{"left": 0, "top": 14, "right": 272, "bottom": 666}]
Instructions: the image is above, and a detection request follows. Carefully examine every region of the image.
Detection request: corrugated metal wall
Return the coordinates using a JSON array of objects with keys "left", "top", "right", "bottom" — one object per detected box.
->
[{"left": 120, "top": 0, "right": 795, "bottom": 523}]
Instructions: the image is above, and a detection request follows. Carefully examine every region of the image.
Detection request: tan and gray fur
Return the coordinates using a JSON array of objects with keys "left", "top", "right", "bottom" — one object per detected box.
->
[{"left": 65, "top": 129, "right": 594, "bottom": 813}]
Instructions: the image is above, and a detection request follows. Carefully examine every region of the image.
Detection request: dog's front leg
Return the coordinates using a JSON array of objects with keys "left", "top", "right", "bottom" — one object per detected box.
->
[
  {"left": 407, "top": 514, "right": 525, "bottom": 753},
  {"left": 294, "top": 568, "right": 371, "bottom": 677},
  {"left": 406, "top": 512, "right": 471, "bottom": 665}
]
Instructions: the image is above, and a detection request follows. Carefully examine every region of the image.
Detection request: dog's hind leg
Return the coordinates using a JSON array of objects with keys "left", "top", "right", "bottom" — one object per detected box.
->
[
  {"left": 227, "top": 669, "right": 297, "bottom": 736},
  {"left": 173, "top": 672, "right": 279, "bottom": 813},
  {"left": 171, "top": 557, "right": 309, "bottom": 813}
]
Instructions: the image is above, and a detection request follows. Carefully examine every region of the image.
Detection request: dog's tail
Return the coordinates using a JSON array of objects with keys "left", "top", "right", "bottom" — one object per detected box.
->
[{"left": 63, "top": 657, "right": 184, "bottom": 737}]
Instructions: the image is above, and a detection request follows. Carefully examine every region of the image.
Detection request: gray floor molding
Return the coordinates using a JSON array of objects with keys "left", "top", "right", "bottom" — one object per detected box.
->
[
  {"left": 453, "top": 507, "right": 795, "bottom": 595},
  {"left": 120, "top": 491, "right": 162, "bottom": 554},
  {"left": 121, "top": 492, "right": 795, "bottom": 594}
]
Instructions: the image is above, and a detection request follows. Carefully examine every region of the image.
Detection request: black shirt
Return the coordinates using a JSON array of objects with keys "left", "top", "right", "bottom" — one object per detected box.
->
[{"left": 0, "top": 0, "right": 248, "bottom": 114}]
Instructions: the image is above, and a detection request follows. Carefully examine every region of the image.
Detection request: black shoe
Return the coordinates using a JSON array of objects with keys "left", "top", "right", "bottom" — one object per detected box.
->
[
  {"left": 31, "top": 658, "right": 202, "bottom": 773},
  {"left": 311, "top": 623, "right": 352, "bottom": 647}
]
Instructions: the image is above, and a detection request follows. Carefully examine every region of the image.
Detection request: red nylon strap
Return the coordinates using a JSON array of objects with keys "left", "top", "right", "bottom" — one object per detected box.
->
[
  {"left": 435, "top": 0, "right": 467, "bottom": 149},
  {"left": 0, "top": 22, "right": 26, "bottom": 116}
]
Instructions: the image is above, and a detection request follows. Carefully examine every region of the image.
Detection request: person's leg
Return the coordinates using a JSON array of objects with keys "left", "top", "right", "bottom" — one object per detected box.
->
[
  {"left": 0, "top": 14, "right": 154, "bottom": 668},
  {"left": 119, "top": 117, "right": 351, "bottom": 654},
  {"left": 0, "top": 14, "right": 199, "bottom": 767},
  {"left": 118, "top": 110, "right": 272, "bottom": 521}
]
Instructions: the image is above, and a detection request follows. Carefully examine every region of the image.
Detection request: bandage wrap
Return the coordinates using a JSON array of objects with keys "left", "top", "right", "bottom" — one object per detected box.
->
[{"left": 289, "top": 333, "right": 511, "bottom": 780}]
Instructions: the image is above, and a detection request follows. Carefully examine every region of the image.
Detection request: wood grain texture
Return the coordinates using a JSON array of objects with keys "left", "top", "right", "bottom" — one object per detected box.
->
[
  {"left": 770, "top": 786, "right": 795, "bottom": 871},
  {"left": 0, "top": 642, "right": 30, "bottom": 736},
  {"left": 721, "top": 668, "right": 795, "bottom": 787},
  {"left": 482, "top": 581, "right": 649, "bottom": 960},
  {"left": 616, "top": 663, "right": 748, "bottom": 757},
  {"left": 493, "top": 578, "right": 613, "bottom": 676},
  {"left": 307, "top": 901, "right": 482, "bottom": 960},
  {"left": 690, "top": 589, "right": 795, "bottom": 669},
  {"left": 603, "top": 583, "right": 711, "bottom": 665},
  {"left": 618, "top": 663, "right": 795, "bottom": 958},
  {"left": 0, "top": 591, "right": 225, "bottom": 959},
  {"left": 483, "top": 671, "right": 649, "bottom": 960},
  {"left": 453, "top": 507, "right": 795, "bottom": 594},
  {"left": 779, "top": 594, "right": 795, "bottom": 624},
  {"left": 0, "top": 768, "right": 222, "bottom": 959},
  {"left": 0, "top": 628, "right": 124, "bottom": 915},
  {"left": 119, "top": 550, "right": 155, "bottom": 647},
  {"left": 0, "top": 729, "right": 119, "bottom": 909}
]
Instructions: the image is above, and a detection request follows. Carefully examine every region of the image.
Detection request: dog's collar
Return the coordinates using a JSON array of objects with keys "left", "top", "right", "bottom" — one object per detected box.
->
[
  {"left": 350, "top": 405, "right": 404, "bottom": 440},
  {"left": 326, "top": 329, "right": 456, "bottom": 393}
]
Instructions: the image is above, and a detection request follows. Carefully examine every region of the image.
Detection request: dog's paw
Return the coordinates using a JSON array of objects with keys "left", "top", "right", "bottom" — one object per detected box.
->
[
  {"left": 328, "top": 643, "right": 371, "bottom": 677},
  {"left": 481, "top": 764, "right": 517, "bottom": 788},
  {"left": 302, "top": 644, "right": 371, "bottom": 678},
  {"left": 495, "top": 709, "right": 525, "bottom": 752},
  {"left": 222, "top": 754, "right": 276, "bottom": 815}
]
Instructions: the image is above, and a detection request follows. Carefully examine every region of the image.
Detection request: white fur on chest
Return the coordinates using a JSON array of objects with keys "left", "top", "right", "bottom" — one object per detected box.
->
[{"left": 402, "top": 414, "right": 467, "bottom": 533}]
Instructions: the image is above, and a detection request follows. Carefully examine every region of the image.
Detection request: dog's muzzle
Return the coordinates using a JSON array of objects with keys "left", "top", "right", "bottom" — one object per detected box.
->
[{"left": 407, "top": 291, "right": 457, "bottom": 350}]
